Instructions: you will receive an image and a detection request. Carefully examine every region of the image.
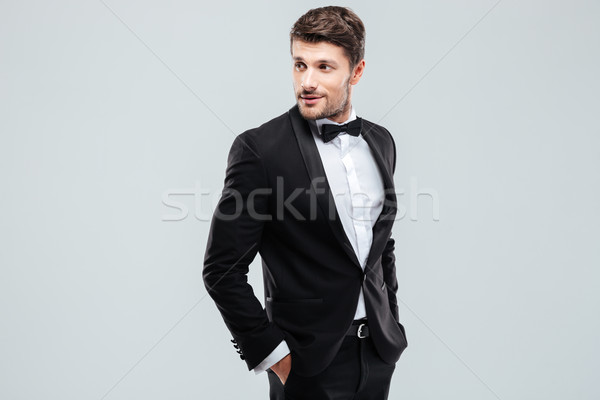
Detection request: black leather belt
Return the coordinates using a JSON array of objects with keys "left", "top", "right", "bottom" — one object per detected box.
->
[{"left": 346, "top": 319, "right": 369, "bottom": 338}]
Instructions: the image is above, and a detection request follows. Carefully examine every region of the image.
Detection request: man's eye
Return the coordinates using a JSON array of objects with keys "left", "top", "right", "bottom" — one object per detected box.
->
[
  {"left": 295, "top": 63, "right": 305, "bottom": 70},
  {"left": 320, "top": 65, "right": 332, "bottom": 70}
]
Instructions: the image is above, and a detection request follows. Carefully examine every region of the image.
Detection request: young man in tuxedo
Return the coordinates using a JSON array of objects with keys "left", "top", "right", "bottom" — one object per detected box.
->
[{"left": 203, "top": 6, "right": 407, "bottom": 399}]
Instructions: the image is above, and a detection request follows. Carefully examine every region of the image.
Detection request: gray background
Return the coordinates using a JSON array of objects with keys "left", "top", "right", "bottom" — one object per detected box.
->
[{"left": 1, "top": 0, "right": 599, "bottom": 399}]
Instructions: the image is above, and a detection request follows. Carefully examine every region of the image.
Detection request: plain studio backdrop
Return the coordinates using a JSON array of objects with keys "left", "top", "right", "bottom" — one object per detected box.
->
[{"left": 1, "top": 0, "right": 599, "bottom": 399}]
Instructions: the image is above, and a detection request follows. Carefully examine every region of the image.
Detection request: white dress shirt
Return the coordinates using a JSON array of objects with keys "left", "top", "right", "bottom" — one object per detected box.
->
[{"left": 253, "top": 107, "right": 385, "bottom": 374}]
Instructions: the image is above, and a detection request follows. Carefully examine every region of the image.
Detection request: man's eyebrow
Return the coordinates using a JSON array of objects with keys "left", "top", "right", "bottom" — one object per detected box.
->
[{"left": 293, "top": 56, "right": 339, "bottom": 66}]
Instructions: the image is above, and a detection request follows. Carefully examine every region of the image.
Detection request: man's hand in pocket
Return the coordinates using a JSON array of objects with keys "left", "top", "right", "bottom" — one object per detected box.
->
[{"left": 270, "top": 354, "right": 292, "bottom": 385}]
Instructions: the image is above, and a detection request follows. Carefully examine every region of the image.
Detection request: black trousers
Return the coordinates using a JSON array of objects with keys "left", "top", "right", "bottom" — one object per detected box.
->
[{"left": 267, "top": 333, "right": 396, "bottom": 400}]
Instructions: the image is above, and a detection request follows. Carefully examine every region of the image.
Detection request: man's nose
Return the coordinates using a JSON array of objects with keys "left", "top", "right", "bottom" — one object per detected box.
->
[{"left": 301, "top": 68, "right": 318, "bottom": 91}]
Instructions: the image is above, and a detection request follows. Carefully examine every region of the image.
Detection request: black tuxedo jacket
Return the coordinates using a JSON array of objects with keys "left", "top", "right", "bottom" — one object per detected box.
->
[{"left": 203, "top": 104, "right": 407, "bottom": 377}]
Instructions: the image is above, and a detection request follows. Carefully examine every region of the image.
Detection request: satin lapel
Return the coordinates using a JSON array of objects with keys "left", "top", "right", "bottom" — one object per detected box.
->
[
  {"left": 361, "top": 121, "right": 398, "bottom": 268},
  {"left": 288, "top": 105, "right": 362, "bottom": 269}
]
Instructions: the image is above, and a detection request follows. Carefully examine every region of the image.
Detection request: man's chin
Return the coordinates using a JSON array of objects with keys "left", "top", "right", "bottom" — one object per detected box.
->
[{"left": 297, "top": 103, "right": 323, "bottom": 120}]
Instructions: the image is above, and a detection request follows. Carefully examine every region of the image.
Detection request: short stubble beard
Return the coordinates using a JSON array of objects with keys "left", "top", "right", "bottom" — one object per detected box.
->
[{"left": 296, "top": 76, "right": 352, "bottom": 121}]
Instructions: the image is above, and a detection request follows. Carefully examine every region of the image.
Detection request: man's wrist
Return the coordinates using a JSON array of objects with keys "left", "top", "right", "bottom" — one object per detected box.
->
[{"left": 269, "top": 353, "right": 290, "bottom": 372}]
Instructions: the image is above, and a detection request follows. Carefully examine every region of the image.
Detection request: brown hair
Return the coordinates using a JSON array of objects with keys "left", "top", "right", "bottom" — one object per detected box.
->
[{"left": 290, "top": 6, "right": 366, "bottom": 69}]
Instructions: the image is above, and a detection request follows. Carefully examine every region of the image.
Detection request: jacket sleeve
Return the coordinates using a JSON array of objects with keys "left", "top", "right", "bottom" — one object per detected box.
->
[
  {"left": 202, "top": 132, "right": 285, "bottom": 371},
  {"left": 382, "top": 235, "right": 399, "bottom": 322},
  {"left": 382, "top": 127, "right": 400, "bottom": 322}
]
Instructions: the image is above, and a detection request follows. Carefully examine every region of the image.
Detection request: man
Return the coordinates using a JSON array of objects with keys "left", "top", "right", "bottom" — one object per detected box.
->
[{"left": 203, "top": 6, "right": 407, "bottom": 399}]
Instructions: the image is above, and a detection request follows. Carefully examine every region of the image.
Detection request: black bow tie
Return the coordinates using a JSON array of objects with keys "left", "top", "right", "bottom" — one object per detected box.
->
[{"left": 320, "top": 118, "right": 363, "bottom": 143}]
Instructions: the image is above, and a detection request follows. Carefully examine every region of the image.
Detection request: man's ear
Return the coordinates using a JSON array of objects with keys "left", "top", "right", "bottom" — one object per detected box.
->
[{"left": 349, "top": 60, "right": 366, "bottom": 85}]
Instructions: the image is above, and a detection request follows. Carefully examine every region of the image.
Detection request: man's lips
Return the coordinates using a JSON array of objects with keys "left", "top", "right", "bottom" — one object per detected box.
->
[{"left": 300, "top": 95, "right": 323, "bottom": 105}]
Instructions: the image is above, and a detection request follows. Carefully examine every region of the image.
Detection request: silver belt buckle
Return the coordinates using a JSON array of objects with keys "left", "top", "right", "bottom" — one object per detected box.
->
[{"left": 357, "top": 323, "right": 367, "bottom": 338}]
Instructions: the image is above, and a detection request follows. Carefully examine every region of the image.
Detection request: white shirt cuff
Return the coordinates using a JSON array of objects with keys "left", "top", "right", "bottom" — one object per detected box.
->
[{"left": 252, "top": 340, "right": 290, "bottom": 375}]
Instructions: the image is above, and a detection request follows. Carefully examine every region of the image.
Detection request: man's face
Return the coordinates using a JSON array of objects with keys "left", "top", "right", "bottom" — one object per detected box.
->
[{"left": 292, "top": 39, "right": 364, "bottom": 122}]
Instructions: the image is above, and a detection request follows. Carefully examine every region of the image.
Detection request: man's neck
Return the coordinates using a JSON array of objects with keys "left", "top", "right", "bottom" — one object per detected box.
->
[
  {"left": 326, "top": 105, "right": 353, "bottom": 124},
  {"left": 319, "top": 106, "right": 356, "bottom": 126}
]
